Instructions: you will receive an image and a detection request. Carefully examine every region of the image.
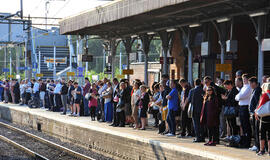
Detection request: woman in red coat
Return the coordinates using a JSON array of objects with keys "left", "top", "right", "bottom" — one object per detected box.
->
[
  {"left": 200, "top": 86, "right": 220, "bottom": 146},
  {"left": 255, "top": 82, "right": 270, "bottom": 156}
]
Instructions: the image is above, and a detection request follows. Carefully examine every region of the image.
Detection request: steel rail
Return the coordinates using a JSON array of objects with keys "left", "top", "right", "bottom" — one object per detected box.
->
[
  {"left": 0, "top": 122, "right": 96, "bottom": 160},
  {"left": 0, "top": 135, "right": 49, "bottom": 160}
]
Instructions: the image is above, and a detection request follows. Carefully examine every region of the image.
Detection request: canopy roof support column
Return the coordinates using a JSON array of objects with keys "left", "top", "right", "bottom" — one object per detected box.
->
[
  {"left": 255, "top": 16, "right": 266, "bottom": 84},
  {"left": 159, "top": 31, "right": 172, "bottom": 75},
  {"left": 212, "top": 21, "right": 227, "bottom": 80},
  {"left": 110, "top": 39, "right": 118, "bottom": 79},
  {"left": 140, "top": 34, "right": 153, "bottom": 86},
  {"left": 180, "top": 27, "right": 193, "bottom": 85},
  {"left": 123, "top": 37, "right": 135, "bottom": 81}
]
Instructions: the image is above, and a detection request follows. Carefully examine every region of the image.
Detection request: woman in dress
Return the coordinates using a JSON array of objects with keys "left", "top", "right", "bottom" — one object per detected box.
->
[
  {"left": 200, "top": 86, "right": 220, "bottom": 146},
  {"left": 131, "top": 81, "right": 141, "bottom": 129},
  {"left": 138, "top": 85, "right": 150, "bottom": 130}
]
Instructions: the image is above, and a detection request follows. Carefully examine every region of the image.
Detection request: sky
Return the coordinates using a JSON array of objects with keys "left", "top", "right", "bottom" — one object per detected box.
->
[{"left": 0, "top": 0, "right": 110, "bottom": 28}]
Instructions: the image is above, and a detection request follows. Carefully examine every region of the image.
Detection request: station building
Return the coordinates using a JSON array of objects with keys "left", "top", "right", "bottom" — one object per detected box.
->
[{"left": 59, "top": 0, "right": 270, "bottom": 85}]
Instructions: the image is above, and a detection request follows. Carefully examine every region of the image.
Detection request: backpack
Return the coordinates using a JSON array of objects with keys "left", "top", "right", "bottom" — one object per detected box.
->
[{"left": 255, "top": 93, "right": 270, "bottom": 117}]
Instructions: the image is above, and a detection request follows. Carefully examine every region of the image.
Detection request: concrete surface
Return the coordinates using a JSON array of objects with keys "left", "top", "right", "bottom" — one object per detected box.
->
[{"left": 0, "top": 103, "right": 268, "bottom": 160}]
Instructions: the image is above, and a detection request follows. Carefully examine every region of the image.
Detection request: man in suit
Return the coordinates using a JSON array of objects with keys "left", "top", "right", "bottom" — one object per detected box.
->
[
  {"left": 189, "top": 79, "right": 205, "bottom": 142},
  {"left": 110, "top": 78, "right": 119, "bottom": 126}
]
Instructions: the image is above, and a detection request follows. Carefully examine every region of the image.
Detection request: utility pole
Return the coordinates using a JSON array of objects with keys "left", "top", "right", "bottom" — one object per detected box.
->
[
  {"left": 53, "top": 43, "right": 56, "bottom": 80},
  {"left": 4, "top": 46, "right": 7, "bottom": 80},
  {"left": 26, "top": 15, "right": 32, "bottom": 80},
  {"left": 85, "top": 35, "right": 89, "bottom": 74},
  {"left": 9, "top": 49, "right": 12, "bottom": 80}
]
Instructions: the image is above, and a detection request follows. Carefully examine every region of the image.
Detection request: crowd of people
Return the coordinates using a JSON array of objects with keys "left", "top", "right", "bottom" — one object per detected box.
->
[{"left": 1, "top": 71, "right": 270, "bottom": 156}]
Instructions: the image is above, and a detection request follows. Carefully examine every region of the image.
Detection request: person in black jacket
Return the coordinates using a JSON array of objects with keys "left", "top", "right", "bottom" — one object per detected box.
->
[
  {"left": 248, "top": 77, "right": 262, "bottom": 152},
  {"left": 189, "top": 79, "right": 205, "bottom": 142},
  {"left": 67, "top": 80, "right": 75, "bottom": 115},
  {"left": 178, "top": 79, "right": 192, "bottom": 138},
  {"left": 222, "top": 80, "right": 239, "bottom": 138},
  {"left": 60, "top": 79, "right": 68, "bottom": 115}
]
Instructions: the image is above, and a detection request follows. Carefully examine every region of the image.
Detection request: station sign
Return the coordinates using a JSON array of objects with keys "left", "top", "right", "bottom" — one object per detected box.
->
[
  {"left": 2, "top": 68, "right": 9, "bottom": 72},
  {"left": 117, "top": 74, "right": 125, "bottom": 79},
  {"left": 18, "top": 67, "right": 26, "bottom": 70},
  {"left": 82, "top": 55, "right": 93, "bottom": 62},
  {"left": 123, "top": 69, "right": 134, "bottom": 75},
  {"left": 67, "top": 72, "right": 75, "bottom": 76},
  {"left": 32, "top": 62, "right": 38, "bottom": 69},
  {"left": 45, "top": 58, "right": 66, "bottom": 63},
  {"left": 216, "top": 64, "right": 232, "bottom": 72},
  {"left": 36, "top": 74, "right": 44, "bottom": 77},
  {"left": 77, "top": 67, "right": 84, "bottom": 77},
  {"left": 8, "top": 75, "right": 14, "bottom": 78},
  {"left": 104, "top": 66, "right": 112, "bottom": 74},
  {"left": 160, "top": 57, "right": 174, "bottom": 64}
]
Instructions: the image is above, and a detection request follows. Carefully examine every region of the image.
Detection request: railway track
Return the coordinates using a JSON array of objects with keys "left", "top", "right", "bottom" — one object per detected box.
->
[{"left": 0, "top": 121, "right": 95, "bottom": 160}]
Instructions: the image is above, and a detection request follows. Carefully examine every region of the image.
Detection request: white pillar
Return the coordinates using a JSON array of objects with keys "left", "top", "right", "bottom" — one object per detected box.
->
[
  {"left": 9, "top": 49, "right": 12, "bottom": 80},
  {"left": 38, "top": 50, "right": 41, "bottom": 74}
]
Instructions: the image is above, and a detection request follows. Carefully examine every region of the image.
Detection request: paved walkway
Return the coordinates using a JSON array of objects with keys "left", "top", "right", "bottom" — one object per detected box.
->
[{"left": 0, "top": 103, "right": 268, "bottom": 160}]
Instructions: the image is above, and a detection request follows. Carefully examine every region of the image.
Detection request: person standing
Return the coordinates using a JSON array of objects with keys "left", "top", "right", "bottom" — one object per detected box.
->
[
  {"left": 47, "top": 80, "right": 55, "bottom": 111},
  {"left": 60, "top": 79, "right": 68, "bottom": 115},
  {"left": 248, "top": 77, "right": 262, "bottom": 152},
  {"left": 39, "top": 80, "right": 46, "bottom": 108},
  {"left": 89, "top": 83, "right": 98, "bottom": 121},
  {"left": 255, "top": 82, "right": 270, "bottom": 156},
  {"left": 83, "top": 78, "right": 91, "bottom": 116},
  {"left": 116, "top": 82, "right": 127, "bottom": 127},
  {"left": 13, "top": 79, "right": 20, "bottom": 104},
  {"left": 19, "top": 80, "right": 26, "bottom": 105},
  {"left": 53, "top": 80, "right": 62, "bottom": 112},
  {"left": 111, "top": 78, "right": 119, "bottom": 126},
  {"left": 102, "top": 82, "right": 113, "bottom": 123},
  {"left": 235, "top": 74, "right": 253, "bottom": 148},
  {"left": 201, "top": 86, "right": 220, "bottom": 146},
  {"left": 189, "top": 79, "right": 205, "bottom": 142},
  {"left": 138, "top": 85, "right": 150, "bottom": 130},
  {"left": 67, "top": 80, "right": 75, "bottom": 116},
  {"left": 98, "top": 78, "right": 108, "bottom": 122},
  {"left": 222, "top": 80, "right": 239, "bottom": 139},
  {"left": 178, "top": 79, "right": 192, "bottom": 138},
  {"left": 31, "top": 79, "right": 40, "bottom": 108},
  {"left": 166, "top": 80, "right": 179, "bottom": 136},
  {"left": 0, "top": 80, "right": 4, "bottom": 102},
  {"left": 74, "top": 82, "right": 82, "bottom": 117}
]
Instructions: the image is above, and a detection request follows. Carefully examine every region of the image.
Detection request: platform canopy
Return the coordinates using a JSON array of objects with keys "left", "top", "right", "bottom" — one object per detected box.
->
[{"left": 59, "top": 0, "right": 269, "bottom": 38}]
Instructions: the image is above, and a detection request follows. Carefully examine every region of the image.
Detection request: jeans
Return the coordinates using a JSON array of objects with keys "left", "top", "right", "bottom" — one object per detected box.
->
[
  {"left": 0, "top": 87, "right": 3, "bottom": 101},
  {"left": 193, "top": 112, "right": 204, "bottom": 140},
  {"left": 239, "top": 106, "right": 252, "bottom": 147},
  {"left": 83, "top": 97, "right": 90, "bottom": 116},
  {"left": 167, "top": 109, "right": 176, "bottom": 135},
  {"left": 61, "top": 94, "right": 67, "bottom": 114},
  {"left": 104, "top": 101, "right": 113, "bottom": 122},
  {"left": 251, "top": 115, "right": 260, "bottom": 149},
  {"left": 219, "top": 106, "right": 227, "bottom": 137}
]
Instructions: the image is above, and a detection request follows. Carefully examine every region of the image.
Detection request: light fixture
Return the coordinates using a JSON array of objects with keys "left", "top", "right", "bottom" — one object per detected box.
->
[
  {"left": 131, "top": 35, "right": 138, "bottom": 38},
  {"left": 216, "top": 17, "right": 230, "bottom": 23},
  {"left": 147, "top": 32, "right": 155, "bottom": 35},
  {"left": 249, "top": 11, "right": 267, "bottom": 17},
  {"left": 189, "top": 23, "right": 200, "bottom": 28},
  {"left": 166, "top": 28, "right": 177, "bottom": 32}
]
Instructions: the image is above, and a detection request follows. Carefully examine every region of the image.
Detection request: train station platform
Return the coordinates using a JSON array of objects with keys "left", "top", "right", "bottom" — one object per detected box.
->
[{"left": 0, "top": 103, "right": 268, "bottom": 160}]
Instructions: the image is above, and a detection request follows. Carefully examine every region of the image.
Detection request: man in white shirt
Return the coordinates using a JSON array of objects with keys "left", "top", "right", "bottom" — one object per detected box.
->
[
  {"left": 30, "top": 79, "right": 40, "bottom": 108},
  {"left": 235, "top": 74, "right": 252, "bottom": 148},
  {"left": 53, "top": 79, "right": 62, "bottom": 112}
]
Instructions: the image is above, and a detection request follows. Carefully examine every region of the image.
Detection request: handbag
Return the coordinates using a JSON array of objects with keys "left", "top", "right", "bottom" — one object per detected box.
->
[
  {"left": 255, "top": 93, "right": 270, "bottom": 117},
  {"left": 187, "top": 103, "right": 193, "bottom": 118},
  {"left": 224, "top": 106, "right": 238, "bottom": 118}
]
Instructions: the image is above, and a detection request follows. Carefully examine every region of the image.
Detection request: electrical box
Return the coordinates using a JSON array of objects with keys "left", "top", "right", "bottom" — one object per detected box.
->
[
  {"left": 226, "top": 40, "right": 238, "bottom": 53},
  {"left": 262, "top": 39, "right": 270, "bottom": 51},
  {"left": 201, "top": 42, "right": 210, "bottom": 56}
]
